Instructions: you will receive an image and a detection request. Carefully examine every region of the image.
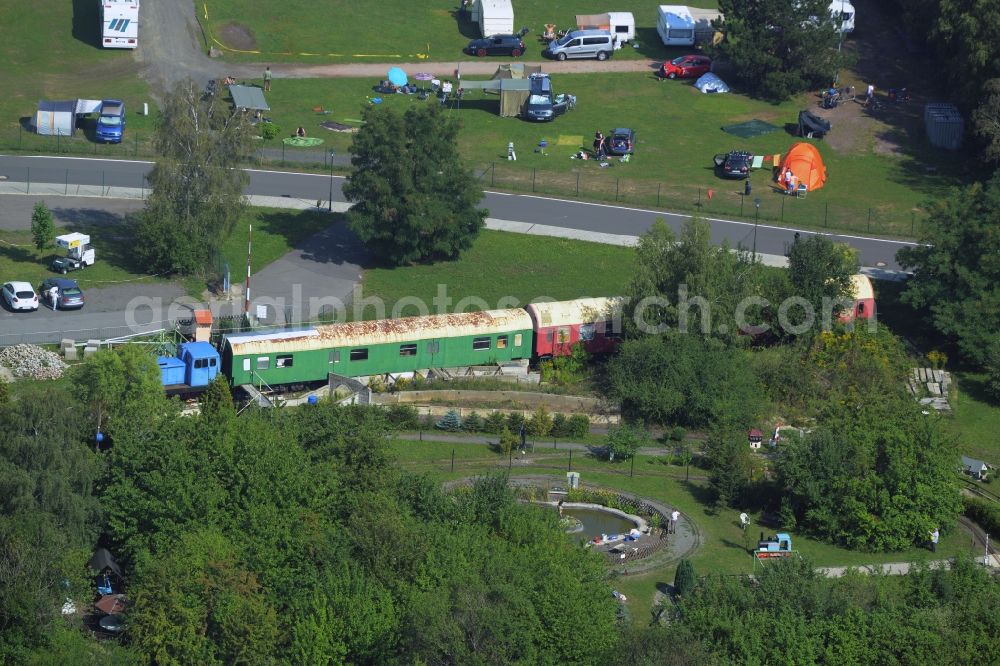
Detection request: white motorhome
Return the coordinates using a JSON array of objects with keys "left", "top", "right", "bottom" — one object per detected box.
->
[
  {"left": 657, "top": 6, "right": 721, "bottom": 46},
  {"left": 101, "top": 0, "right": 139, "bottom": 49},
  {"left": 829, "top": 0, "right": 856, "bottom": 33}
]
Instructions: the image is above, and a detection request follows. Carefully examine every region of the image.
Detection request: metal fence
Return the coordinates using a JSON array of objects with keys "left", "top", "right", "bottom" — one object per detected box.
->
[{"left": 0, "top": 323, "right": 169, "bottom": 347}]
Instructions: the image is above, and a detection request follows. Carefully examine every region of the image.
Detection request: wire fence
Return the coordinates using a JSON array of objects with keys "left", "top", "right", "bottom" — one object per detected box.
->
[{"left": 0, "top": 129, "right": 923, "bottom": 238}]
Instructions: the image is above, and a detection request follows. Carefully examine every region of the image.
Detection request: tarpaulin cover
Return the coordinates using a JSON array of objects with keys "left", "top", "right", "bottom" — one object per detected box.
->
[
  {"left": 694, "top": 73, "right": 729, "bottom": 94},
  {"left": 721, "top": 119, "right": 781, "bottom": 138},
  {"left": 778, "top": 142, "right": 827, "bottom": 192},
  {"left": 229, "top": 85, "right": 270, "bottom": 111},
  {"left": 88, "top": 548, "right": 123, "bottom": 578},
  {"left": 798, "top": 110, "right": 832, "bottom": 137}
]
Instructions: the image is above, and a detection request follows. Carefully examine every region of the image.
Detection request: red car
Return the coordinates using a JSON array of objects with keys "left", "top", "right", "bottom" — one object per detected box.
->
[{"left": 659, "top": 55, "right": 712, "bottom": 80}]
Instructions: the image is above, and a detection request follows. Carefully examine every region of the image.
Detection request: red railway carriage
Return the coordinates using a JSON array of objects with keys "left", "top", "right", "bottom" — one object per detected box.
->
[
  {"left": 526, "top": 297, "right": 623, "bottom": 358},
  {"left": 840, "top": 274, "right": 875, "bottom": 322}
]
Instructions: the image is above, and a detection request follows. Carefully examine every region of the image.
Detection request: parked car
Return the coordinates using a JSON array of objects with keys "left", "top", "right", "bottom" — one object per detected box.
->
[
  {"left": 39, "top": 277, "right": 85, "bottom": 310},
  {"left": 543, "top": 29, "right": 615, "bottom": 61},
  {"left": 659, "top": 55, "right": 712, "bottom": 80},
  {"left": 605, "top": 128, "right": 636, "bottom": 155},
  {"left": 2, "top": 281, "right": 39, "bottom": 312},
  {"left": 95, "top": 99, "right": 126, "bottom": 143},
  {"left": 714, "top": 150, "right": 754, "bottom": 179},
  {"left": 523, "top": 74, "right": 571, "bottom": 121},
  {"left": 465, "top": 34, "right": 525, "bottom": 57}
]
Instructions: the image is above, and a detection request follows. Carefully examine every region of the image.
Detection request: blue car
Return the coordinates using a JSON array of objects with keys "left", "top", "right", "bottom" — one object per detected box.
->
[{"left": 95, "top": 100, "right": 126, "bottom": 143}]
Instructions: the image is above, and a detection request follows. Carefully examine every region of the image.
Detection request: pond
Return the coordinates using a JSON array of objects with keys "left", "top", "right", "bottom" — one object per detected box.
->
[{"left": 558, "top": 506, "right": 637, "bottom": 542}]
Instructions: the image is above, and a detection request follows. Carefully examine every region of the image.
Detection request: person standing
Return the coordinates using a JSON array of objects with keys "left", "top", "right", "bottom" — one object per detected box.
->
[
  {"left": 670, "top": 509, "right": 680, "bottom": 534},
  {"left": 744, "top": 179, "right": 752, "bottom": 197},
  {"left": 49, "top": 284, "right": 59, "bottom": 311},
  {"left": 593, "top": 130, "right": 604, "bottom": 158},
  {"left": 264, "top": 66, "right": 272, "bottom": 92},
  {"left": 930, "top": 528, "right": 939, "bottom": 553},
  {"left": 507, "top": 141, "right": 516, "bottom": 161}
]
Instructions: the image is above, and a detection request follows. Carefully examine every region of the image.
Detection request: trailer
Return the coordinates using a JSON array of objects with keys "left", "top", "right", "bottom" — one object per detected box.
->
[
  {"left": 51, "top": 233, "right": 96, "bottom": 273},
  {"left": 101, "top": 0, "right": 139, "bottom": 49}
]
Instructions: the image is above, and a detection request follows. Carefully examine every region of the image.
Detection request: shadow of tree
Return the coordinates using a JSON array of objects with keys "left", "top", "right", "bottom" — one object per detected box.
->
[{"left": 72, "top": 0, "right": 103, "bottom": 49}]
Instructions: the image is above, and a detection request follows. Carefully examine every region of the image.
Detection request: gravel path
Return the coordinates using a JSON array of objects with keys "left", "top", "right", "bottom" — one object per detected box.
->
[{"left": 136, "top": 1, "right": 660, "bottom": 93}]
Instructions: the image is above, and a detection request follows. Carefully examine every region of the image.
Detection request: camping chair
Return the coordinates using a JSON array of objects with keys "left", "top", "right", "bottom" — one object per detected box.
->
[{"left": 796, "top": 183, "right": 808, "bottom": 198}]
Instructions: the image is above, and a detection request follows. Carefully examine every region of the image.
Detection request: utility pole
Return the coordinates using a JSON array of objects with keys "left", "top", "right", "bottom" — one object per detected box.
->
[
  {"left": 243, "top": 223, "right": 252, "bottom": 315},
  {"left": 328, "top": 151, "right": 336, "bottom": 212}
]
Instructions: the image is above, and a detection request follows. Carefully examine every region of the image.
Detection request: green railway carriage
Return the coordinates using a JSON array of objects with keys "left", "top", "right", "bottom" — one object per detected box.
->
[{"left": 222, "top": 309, "right": 535, "bottom": 386}]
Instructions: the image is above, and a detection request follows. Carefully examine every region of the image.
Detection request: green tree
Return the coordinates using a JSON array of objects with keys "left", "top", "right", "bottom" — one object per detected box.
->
[
  {"left": 526, "top": 405, "right": 553, "bottom": 437},
  {"left": 499, "top": 426, "right": 516, "bottom": 455},
  {"left": 673, "top": 559, "right": 696, "bottom": 597},
  {"left": 607, "top": 332, "right": 764, "bottom": 428},
  {"left": 705, "top": 429, "right": 752, "bottom": 508},
  {"left": 435, "top": 409, "right": 464, "bottom": 431},
  {"left": 676, "top": 441, "right": 694, "bottom": 481},
  {"left": 605, "top": 422, "right": 648, "bottom": 461},
  {"left": 986, "top": 336, "right": 1000, "bottom": 403},
  {"left": 786, "top": 234, "right": 859, "bottom": 331},
  {"left": 623, "top": 218, "right": 762, "bottom": 343},
  {"left": 134, "top": 79, "right": 254, "bottom": 274},
  {"left": 779, "top": 394, "right": 962, "bottom": 551},
  {"left": 897, "top": 175, "right": 1000, "bottom": 366},
  {"left": 972, "top": 78, "right": 1000, "bottom": 163},
  {"left": 344, "top": 103, "right": 486, "bottom": 265},
  {"left": 710, "top": 0, "right": 852, "bottom": 100},
  {"left": 30, "top": 202, "right": 55, "bottom": 250},
  {"left": 72, "top": 344, "right": 173, "bottom": 441}
]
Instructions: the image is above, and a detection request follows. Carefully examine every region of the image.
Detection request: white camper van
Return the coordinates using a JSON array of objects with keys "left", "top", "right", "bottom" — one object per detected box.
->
[
  {"left": 829, "top": 0, "right": 856, "bottom": 33},
  {"left": 101, "top": 0, "right": 139, "bottom": 49}
]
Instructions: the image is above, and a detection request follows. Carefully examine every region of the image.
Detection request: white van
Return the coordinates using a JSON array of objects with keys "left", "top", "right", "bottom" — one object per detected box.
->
[
  {"left": 544, "top": 30, "right": 616, "bottom": 61},
  {"left": 829, "top": 0, "right": 856, "bottom": 33}
]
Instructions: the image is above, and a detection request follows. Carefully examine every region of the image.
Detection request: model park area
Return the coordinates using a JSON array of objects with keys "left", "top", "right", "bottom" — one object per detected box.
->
[{"left": 2, "top": 0, "right": 1000, "bottom": 663}]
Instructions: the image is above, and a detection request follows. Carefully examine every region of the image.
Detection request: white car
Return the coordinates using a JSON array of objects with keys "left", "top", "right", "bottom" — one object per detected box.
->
[{"left": 2, "top": 281, "right": 40, "bottom": 311}]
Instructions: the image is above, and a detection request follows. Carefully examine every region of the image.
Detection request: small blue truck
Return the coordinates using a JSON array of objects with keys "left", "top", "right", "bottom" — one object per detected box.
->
[{"left": 95, "top": 100, "right": 126, "bottom": 143}]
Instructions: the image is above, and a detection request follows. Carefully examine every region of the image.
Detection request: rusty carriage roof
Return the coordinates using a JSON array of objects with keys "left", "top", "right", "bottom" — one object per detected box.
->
[{"left": 224, "top": 308, "right": 534, "bottom": 356}]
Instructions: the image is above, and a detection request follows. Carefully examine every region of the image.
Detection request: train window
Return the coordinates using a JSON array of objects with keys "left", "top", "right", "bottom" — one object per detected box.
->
[
  {"left": 580, "top": 323, "right": 595, "bottom": 341},
  {"left": 329, "top": 350, "right": 340, "bottom": 363},
  {"left": 256, "top": 356, "right": 269, "bottom": 370},
  {"left": 427, "top": 341, "right": 440, "bottom": 354},
  {"left": 604, "top": 321, "right": 622, "bottom": 339},
  {"left": 472, "top": 337, "right": 491, "bottom": 351},
  {"left": 547, "top": 330, "right": 554, "bottom": 342},
  {"left": 514, "top": 334, "right": 522, "bottom": 346},
  {"left": 276, "top": 354, "right": 294, "bottom": 368},
  {"left": 399, "top": 344, "right": 417, "bottom": 356},
  {"left": 243, "top": 359, "right": 251, "bottom": 372},
  {"left": 350, "top": 348, "right": 369, "bottom": 361},
  {"left": 556, "top": 327, "right": 571, "bottom": 343},
  {"left": 496, "top": 335, "right": 508, "bottom": 349},
  {"left": 210, "top": 358, "right": 217, "bottom": 367},
  {"left": 195, "top": 359, "right": 206, "bottom": 369}
]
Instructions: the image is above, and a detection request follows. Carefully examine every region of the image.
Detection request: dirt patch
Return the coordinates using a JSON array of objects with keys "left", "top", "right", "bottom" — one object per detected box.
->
[{"left": 218, "top": 23, "right": 257, "bottom": 52}]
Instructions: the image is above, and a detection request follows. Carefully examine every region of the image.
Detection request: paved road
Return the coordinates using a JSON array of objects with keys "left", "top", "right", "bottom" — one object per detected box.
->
[{"left": 0, "top": 155, "right": 914, "bottom": 272}]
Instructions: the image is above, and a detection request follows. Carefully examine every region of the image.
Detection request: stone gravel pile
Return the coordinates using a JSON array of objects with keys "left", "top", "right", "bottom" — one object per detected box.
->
[{"left": 0, "top": 344, "right": 68, "bottom": 380}]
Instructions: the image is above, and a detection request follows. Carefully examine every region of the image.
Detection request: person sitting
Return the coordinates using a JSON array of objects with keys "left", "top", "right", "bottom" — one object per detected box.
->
[
  {"left": 295, "top": 126, "right": 306, "bottom": 138},
  {"left": 442, "top": 80, "right": 453, "bottom": 95},
  {"left": 223, "top": 75, "right": 236, "bottom": 86}
]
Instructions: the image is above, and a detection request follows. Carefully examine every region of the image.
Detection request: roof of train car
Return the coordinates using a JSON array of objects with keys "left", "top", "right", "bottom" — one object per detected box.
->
[
  {"left": 851, "top": 274, "right": 874, "bottom": 301},
  {"left": 524, "top": 297, "right": 623, "bottom": 328},
  {"left": 224, "top": 309, "right": 534, "bottom": 356}
]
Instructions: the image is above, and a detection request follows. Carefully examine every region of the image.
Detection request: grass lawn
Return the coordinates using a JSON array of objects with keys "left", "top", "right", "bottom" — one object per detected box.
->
[
  {"left": 390, "top": 438, "right": 977, "bottom": 624},
  {"left": 946, "top": 373, "right": 1000, "bottom": 467},
  {"left": 258, "top": 73, "right": 967, "bottom": 239},
  {"left": 0, "top": 0, "right": 159, "bottom": 158},
  {"left": 182, "top": 207, "right": 336, "bottom": 296},
  {"left": 199, "top": 0, "right": 718, "bottom": 63},
  {"left": 357, "top": 229, "right": 634, "bottom": 319},
  {"left": 0, "top": 207, "right": 332, "bottom": 298}
]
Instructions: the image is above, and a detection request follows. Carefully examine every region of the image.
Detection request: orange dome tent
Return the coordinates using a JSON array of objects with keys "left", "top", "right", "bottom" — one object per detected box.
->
[{"left": 777, "top": 142, "right": 827, "bottom": 192}]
